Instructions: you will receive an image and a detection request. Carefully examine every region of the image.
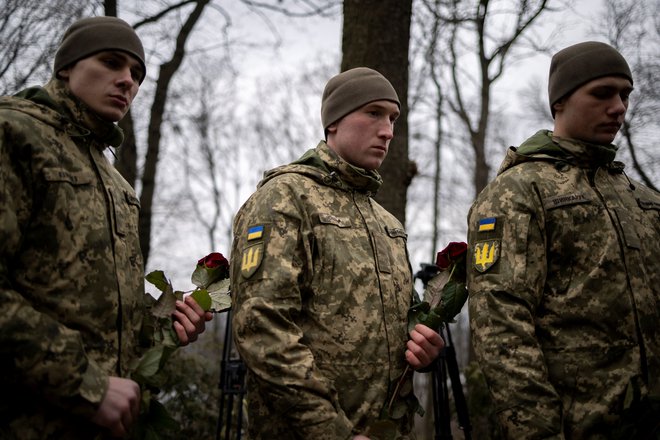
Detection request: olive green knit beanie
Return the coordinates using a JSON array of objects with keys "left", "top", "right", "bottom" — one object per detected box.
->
[
  {"left": 548, "top": 41, "right": 632, "bottom": 116},
  {"left": 54, "top": 16, "right": 146, "bottom": 83},
  {"left": 321, "top": 67, "right": 400, "bottom": 129}
]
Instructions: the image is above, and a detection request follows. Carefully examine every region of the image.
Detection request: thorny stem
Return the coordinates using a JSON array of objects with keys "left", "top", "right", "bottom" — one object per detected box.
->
[{"left": 387, "top": 365, "right": 411, "bottom": 413}]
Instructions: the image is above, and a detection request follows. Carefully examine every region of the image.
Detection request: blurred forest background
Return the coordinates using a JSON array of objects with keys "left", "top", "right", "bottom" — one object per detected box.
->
[{"left": 2, "top": 0, "right": 658, "bottom": 438}]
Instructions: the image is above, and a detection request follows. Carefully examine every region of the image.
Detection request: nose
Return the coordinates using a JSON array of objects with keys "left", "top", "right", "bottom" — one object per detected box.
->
[
  {"left": 116, "top": 67, "right": 137, "bottom": 89},
  {"left": 608, "top": 95, "right": 627, "bottom": 117},
  {"left": 378, "top": 119, "right": 394, "bottom": 140}
]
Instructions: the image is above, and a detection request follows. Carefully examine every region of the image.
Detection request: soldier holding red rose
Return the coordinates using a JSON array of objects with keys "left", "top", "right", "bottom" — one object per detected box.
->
[
  {"left": 0, "top": 17, "right": 211, "bottom": 439},
  {"left": 231, "top": 67, "right": 444, "bottom": 440}
]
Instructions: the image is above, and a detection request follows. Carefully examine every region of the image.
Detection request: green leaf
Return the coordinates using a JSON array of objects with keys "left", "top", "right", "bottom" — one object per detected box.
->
[
  {"left": 161, "top": 323, "right": 180, "bottom": 347},
  {"left": 132, "top": 344, "right": 178, "bottom": 388},
  {"left": 421, "top": 309, "right": 444, "bottom": 331},
  {"left": 424, "top": 269, "right": 450, "bottom": 308},
  {"left": 145, "top": 270, "right": 170, "bottom": 293},
  {"left": 210, "top": 292, "right": 232, "bottom": 313},
  {"left": 134, "top": 345, "right": 165, "bottom": 379},
  {"left": 146, "top": 398, "right": 179, "bottom": 431},
  {"left": 389, "top": 399, "right": 408, "bottom": 419},
  {"left": 408, "top": 300, "right": 430, "bottom": 316},
  {"left": 151, "top": 290, "right": 177, "bottom": 319},
  {"left": 410, "top": 267, "right": 469, "bottom": 332},
  {"left": 190, "top": 288, "right": 212, "bottom": 312},
  {"left": 191, "top": 265, "right": 228, "bottom": 289},
  {"left": 407, "top": 301, "right": 430, "bottom": 333},
  {"left": 408, "top": 300, "right": 446, "bottom": 332},
  {"left": 190, "top": 265, "right": 209, "bottom": 288},
  {"left": 207, "top": 278, "right": 231, "bottom": 312},
  {"left": 437, "top": 281, "right": 468, "bottom": 323},
  {"left": 132, "top": 395, "right": 179, "bottom": 440}
]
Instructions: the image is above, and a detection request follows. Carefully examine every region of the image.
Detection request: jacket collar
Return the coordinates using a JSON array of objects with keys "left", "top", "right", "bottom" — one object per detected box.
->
[{"left": 15, "top": 78, "right": 125, "bottom": 148}]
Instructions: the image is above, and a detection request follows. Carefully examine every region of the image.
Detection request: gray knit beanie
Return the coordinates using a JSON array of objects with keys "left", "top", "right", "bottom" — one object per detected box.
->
[
  {"left": 548, "top": 41, "right": 632, "bottom": 116},
  {"left": 321, "top": 67, "right": 400, "bottom": 129},
  {"left": 54, "top": 16, "right": 146, "bottom": 83}
]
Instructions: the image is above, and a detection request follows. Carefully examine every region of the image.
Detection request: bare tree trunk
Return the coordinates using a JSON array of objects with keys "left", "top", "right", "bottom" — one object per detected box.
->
[
  {"left": 425, "top": 4, "right": 444, "bottom": 263},
  {"left": 104, "top": 0, "right": 117, "bottom": 16},
  {"left": 341, "top": 0, "right": 413, "bottom": 224},
  {"left": 183, "top": 73, "right": 222, "bottom": 252},
  {"left": 139, "top": 0, "right": 211, "bottom": 266},
  {"left": 599, "top": 0, "right": 660, "bottom": 191},
  {"left": 621, "top": 121, "right": 659, "bottom": 192},
  {"left": 116, "top": 109, "right": 138, "bottom": 188},
  {"left": 444, "top": 0, "right": 551, "bottom": 196}
]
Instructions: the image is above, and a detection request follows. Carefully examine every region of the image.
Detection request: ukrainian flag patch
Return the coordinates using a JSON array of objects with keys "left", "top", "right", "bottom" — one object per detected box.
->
[
  {"left": 478, "top": 217, "right": 496, "bottom": 232},
  {"left": 247, "top": 225, "right": 264, "bottom": 241}
]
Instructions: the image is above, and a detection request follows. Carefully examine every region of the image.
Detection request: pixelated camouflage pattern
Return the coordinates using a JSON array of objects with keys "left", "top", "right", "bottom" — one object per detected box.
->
[
  {"left": 231, "top": 142, "right": 417, "bottom": 440},
  {"left": 468, "top": 130, "right": 660, "bottom": 439},
  {"left": 0, "top": 79, "right": 146, "bottom": 439}
]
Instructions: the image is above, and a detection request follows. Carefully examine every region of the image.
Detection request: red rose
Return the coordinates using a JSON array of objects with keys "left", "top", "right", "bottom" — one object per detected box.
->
[
  {"left": 198, "top": 252, "right": 228, "bottom": 270},
  {"left": 435, "top": 241, "right": 467, "bottom": 270}
]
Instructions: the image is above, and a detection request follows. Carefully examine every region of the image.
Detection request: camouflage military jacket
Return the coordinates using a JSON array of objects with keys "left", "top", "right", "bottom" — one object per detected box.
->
[
  {"left": 231, "top": 141, "right": 416, "bottom": 440},
  {"left": 468, "top": 130, "right": 660, "bottom": 439},
  {"left": 0, "top": 80, "right": 145, "bottom": 438}
]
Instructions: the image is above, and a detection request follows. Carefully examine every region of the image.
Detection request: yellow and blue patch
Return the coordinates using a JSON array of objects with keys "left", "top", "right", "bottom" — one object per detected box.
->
[
  {"left": 247, "top": 225, "right": 264, "bottom": 241},
  {"left": 241, "top": 243, "right": 263, "bottom": 278},
  {"left": 473, "top": 240, "right": 499, "bottom": 273},
  {"left": 242, "top": 224, "right": 266, "bottom": 278},
  {"left": 478, "top": 217, "right": 496, "bottom": 232}
]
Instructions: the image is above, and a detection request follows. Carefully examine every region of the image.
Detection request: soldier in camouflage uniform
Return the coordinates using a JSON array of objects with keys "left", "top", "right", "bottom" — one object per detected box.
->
[
  {"left": 468, "top": 41, "right": 660, "bottom": 439},
  {"left": 231, "top": 67, "right": 444, "bottom": 440},
  {"left": 0, "top": 17, "right": 211, "bottom": 439}
]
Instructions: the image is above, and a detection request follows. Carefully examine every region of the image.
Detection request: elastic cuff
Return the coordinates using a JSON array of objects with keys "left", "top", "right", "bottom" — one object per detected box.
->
[{"left": 71, "top": 360, "right": 108, "bottom": 419}]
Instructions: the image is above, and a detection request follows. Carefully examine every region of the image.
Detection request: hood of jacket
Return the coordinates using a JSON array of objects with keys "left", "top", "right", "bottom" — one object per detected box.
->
[
  {"left": 2, "top": 78, "right": 124, "bottom": 147},
  {"left": 258, "top": 141, "right": 383, "bottom": 195},
  {"left": 497, "top": 129, "right": 621, "bottom": 175}
]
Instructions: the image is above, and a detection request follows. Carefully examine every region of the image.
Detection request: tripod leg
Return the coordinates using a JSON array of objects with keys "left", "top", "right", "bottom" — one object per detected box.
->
[
  {"left": 224, "top": 394, "right": 234, "bottom": 440},
  {"left": 216, "top": 392, "right": 227, "bottom": 440},
  {"left": 444, "top": 326, "right": 472, "bottom": 440},
  {"left": 431, "top": 369, "right": 441, "bottom": 439},
  {"left": 236, "top": 391, "right": 245, "bottom": 440}
]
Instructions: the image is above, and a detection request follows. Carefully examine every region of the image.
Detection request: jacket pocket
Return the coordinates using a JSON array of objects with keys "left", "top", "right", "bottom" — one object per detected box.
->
[
  {"left": 110, "top": 189, "right": 140, "bottom": 237},
  {"left": 41, "top": 167, "right": 96, "bottom": 231}
]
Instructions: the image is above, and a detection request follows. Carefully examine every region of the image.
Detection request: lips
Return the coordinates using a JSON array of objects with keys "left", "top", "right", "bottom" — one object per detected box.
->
[
  {"left": 600, "top": 122, "right": 621, "bottom": 132},
  {"left": 109, "top": 94, "right": 128, "bottom": 107}
]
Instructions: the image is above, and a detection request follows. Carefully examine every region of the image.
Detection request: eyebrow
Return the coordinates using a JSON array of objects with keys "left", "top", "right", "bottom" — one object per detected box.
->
[
  {"left": 107, "top": 51, "right": 144, "bottom": 74},
  {"left": 365, "top": 103, "right": 400, "bottom": 114},
  {"left": 106, "top": 51, "right": 139, "bottom": 64},
  {"left": 595, "top": 85, "right": 634, "bottom": 93}
]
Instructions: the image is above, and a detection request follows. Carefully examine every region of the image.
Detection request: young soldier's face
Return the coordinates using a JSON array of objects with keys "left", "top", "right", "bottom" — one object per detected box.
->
[
  {"left": 553, "top": 76, "right": 633, "bottom": 145},
  {"left": 326, "top": 100, "right": 400, "bottom": 170},
  {"left": 59, "top": 51, "right": 143, "bottom": 122}
]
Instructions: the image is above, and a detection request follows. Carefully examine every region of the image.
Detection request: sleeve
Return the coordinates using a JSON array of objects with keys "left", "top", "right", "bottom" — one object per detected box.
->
[
  {"left": 466, "top": 171, "right": 565, "bottom": 440},
  {"left": 0, "top": 127, "right": 106, "bottom": 419},
  {"left": 230, "top": 180, "right": 354, "bottom": 440}
]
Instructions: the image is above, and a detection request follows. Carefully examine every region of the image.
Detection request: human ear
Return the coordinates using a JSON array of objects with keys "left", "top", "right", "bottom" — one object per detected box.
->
[{"left": 58, "top": 68, "right": 71, "bottom": 80}]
